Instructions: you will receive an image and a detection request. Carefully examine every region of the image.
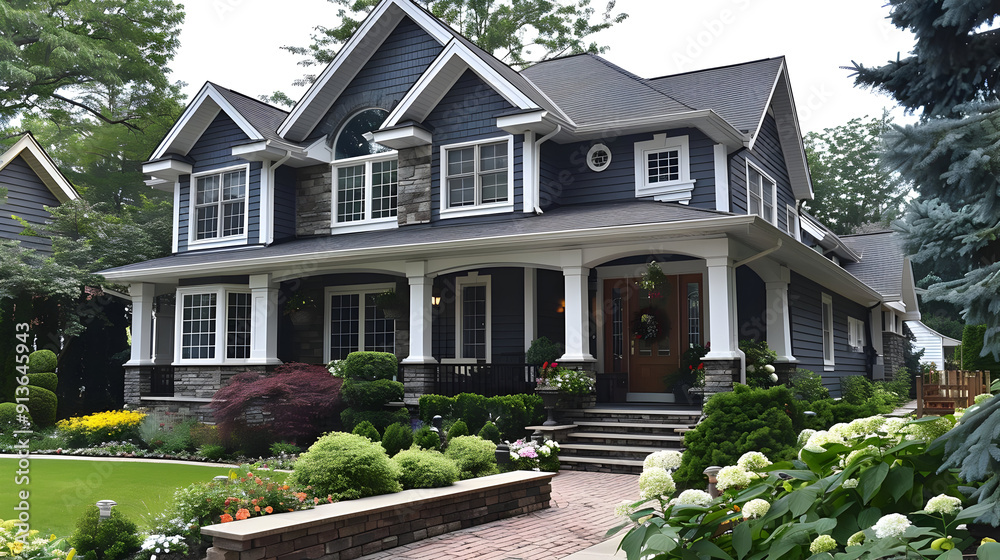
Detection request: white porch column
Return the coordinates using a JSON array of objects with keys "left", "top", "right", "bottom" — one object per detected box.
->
[
  {"left": 126, "top": 283, "right": 156, "bottom": 366},
  {"left": 559, "top": 266, "right": 595, "bottom": 362},
  {"left": 249, "top": 274, "right": 281, "bottom": 364},
  {"left": 765, "top": 266, "right": 796, "bottom": 363},
  {"left": 152, "top": 301, "right": 174, "bottom": 365},
  {"left": 524, "top": 267, "right": 537, "bottom": 352},
  {"left": 704, "top": 257, "right": 741, "bottom": 360},
  {"left": 404, "top": 261, "right": 436, "bottom": 364}
]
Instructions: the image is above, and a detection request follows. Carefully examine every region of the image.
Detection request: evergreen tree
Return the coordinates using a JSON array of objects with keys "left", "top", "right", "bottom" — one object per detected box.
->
[
  {"left": 855, "top": 1, "right": 1000, "bottom": 358},
  {"left": 803, "top": 113, "right": 906, "bottom": 235}
]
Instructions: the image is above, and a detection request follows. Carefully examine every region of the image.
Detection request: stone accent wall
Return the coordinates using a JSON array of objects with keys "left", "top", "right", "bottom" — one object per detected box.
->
[
  {"left": 396, "top": 145, "right": 432, "bottom": 226},
  {"left": 173, "top": 365, "right": 269, "bottom": 399},
  {"left": 702, "top": 358, "right": 741, "bottom": 399},
  {"left": 296, "top": 164, "right": 333, "bottom": 237},
  {"left": 202, "top": 472, "right": 554, "bottom": 560},
  {"left": 123, "top": 367, "right": 144, "bottom": 406},
  {"left": 883, "top": 332, "right": 906, "bottom": 379},
  {"left": 138, "top": 398, "right": 215, "bottom": 423},
  {"left": 402, "top": 363, "right": 437, "bottom": 406}
]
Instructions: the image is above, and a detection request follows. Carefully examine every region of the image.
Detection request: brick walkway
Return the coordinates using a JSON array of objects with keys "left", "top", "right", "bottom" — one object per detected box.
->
[{"left": 357, "top": 471, "right": 638, "bottom": 560}]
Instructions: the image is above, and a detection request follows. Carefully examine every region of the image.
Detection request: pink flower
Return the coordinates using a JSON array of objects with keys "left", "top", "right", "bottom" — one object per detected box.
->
[{"left": 519, "top": 448, "right": 538, "bottom": 459}]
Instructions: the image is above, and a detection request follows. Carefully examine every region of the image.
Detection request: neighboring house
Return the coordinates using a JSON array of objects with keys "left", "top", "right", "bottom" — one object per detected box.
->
[
  {"left": 101, "top": 0, "right": 915, "bottom": 416},
  {"left": 905, "top": 320, "right": 959, "bottom": 372},
  {"left": 0, "top": 132, "right": 80, "bottom": 253}
]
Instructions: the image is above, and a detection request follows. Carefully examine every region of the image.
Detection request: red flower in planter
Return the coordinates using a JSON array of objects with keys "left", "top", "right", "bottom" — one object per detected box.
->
[{"left": 220, "top": 513, "right": 233, "bottom": 523}]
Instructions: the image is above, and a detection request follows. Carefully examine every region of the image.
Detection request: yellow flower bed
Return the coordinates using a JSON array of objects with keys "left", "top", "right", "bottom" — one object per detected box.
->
[
  {"left": 56, "top": 410, "right": 147, "bottom": 445},
  {"left": 0, "top": 520, "right": 73, "bottom": 560}
]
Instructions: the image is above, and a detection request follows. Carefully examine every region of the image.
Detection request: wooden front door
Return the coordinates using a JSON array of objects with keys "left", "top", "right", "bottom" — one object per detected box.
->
[{"left": 603, "top": 274, "right": 704, "bottom": 396}]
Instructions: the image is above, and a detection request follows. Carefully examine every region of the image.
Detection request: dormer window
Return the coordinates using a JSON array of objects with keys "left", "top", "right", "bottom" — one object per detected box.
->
[
  {"left": 747, "top": 162, "right": 776, "bottom": 224},
  {"left": 191, "top": 165, "right": 248, "bottom": 245},
  {"left": 634, "top": 134, "right": 694, "bottom": 202},
  {"left": 332, "top": 109, "right": 398, "bottom": 233}
]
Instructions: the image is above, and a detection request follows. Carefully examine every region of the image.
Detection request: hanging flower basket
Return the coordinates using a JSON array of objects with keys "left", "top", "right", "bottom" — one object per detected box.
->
[
  {"left": 639, "top": 261, "right": 668, "bottom": 291},
  {"left": 374, "top": 290, "right": 407, "bottom": 319}
]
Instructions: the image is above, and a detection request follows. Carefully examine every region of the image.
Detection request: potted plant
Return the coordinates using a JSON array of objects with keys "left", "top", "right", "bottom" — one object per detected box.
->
[
  {"left": 536, "top": 362, "right": 597, "bottom": 410},
  {"left": 639, "top": 261, "right": 668, "bottom": 292},
  {"left": 671, "top": 344, "right": 709, "bottom": 405},
  {"left": 374, "top": 290, "right": 407, "bottom": 319},
  {"left": 284, "top": 292, "right": 316, "bottom": 327}
]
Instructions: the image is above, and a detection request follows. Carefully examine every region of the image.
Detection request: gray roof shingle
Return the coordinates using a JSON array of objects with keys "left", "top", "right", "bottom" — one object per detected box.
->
[
  {"left": 842, "top": 231, "right": 905, "bottom": 299},
  {"left": 210, "top": 83, "right": 292, "bottom": 144}
]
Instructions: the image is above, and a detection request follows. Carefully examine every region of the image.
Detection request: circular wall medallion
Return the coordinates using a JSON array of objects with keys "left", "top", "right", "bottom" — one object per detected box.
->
[{"left": 587, "top": 143, "right": 612, "bottom": 172}]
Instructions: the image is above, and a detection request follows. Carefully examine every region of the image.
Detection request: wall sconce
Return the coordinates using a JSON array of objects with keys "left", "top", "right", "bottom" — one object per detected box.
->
[
  {"left": 431, "top": 295, "right": 441, "bottom": 307},
  {"left": 557, "top": 299, "right": 565, "bottom": 313}
]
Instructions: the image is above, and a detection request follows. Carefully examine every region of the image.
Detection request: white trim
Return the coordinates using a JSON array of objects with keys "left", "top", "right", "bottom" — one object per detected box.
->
[
  {"left": 142, "top": 158, "right": 193, "bottom": 182},
  {"left": 0, "top": 133, "right": 80, "bottom": 203},
  {"left": 713, "top": 144, "right": 730, "bottom": 212},
  {"left": 800, "top": 214, "right": 826, "bottom": 241},
  {"left": 521, "top": 131, "right": 535, "bottom": 214},
  {"left": 439, "top": 136, "right": 515, "bottom": 219},
  {"left": 278, "top": 0, "right": 454, "bottom": 140},
  {"left": 331, "top": 151, "right": 400, "bottom": 229},
  {"left": 745, "top": 161, "right": 777, "bottom": 225},
  {"left": 383, "top": 40, "right": 540, "bottom": 128},
  {"left": 453, "top": 273, "right": 492, "bottom": 362},
  {"left": 633, "top": 134, "right": 694, "bottom": 202},
  {"left": 785, "top": 204, "right": 800, "bottom": 240},
  {"left": 586, "top": 143, "right": 612, "bottom": 172},
  {"left": 151, "top": 83, "right": 264, "bottom": 161},
  {"left": 259, "top": 160, "right": 272, "bottom": 245},
  {"left": 524, "top": 268, "right": 536, "bottom": 352},
  {"left": 187, "top": 163, "right": 251, "bottom": 248},
  {"left": 173, "top": 284, "right": 254, "bottom": 366},
  {"left": 322, "top": 282, "right": 397, "bottom": 365},
  {"left": 573, "top": 110, "right": 746, "bottom": 148},
  {"left": 848, "top": 316, "right": 865, "bottom": 353},
  {"left": 821, "top": 292, "right": 834, "bottom": 368},
  {"left": 171, "top": 181, "right": 180, "bottom": 254},
  {"left": 371, "top": 125, "right": 434, "bottom": 150}
]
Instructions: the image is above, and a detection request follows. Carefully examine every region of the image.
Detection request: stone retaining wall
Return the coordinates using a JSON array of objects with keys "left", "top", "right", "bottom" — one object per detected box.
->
[{"left": 202, "top": 471, "right": 554, "bottom": 560}]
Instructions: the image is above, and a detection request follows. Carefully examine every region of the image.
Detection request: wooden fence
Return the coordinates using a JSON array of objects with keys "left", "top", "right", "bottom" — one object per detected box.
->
[{"left": 916, "top": 370, "right": 991, "bottom": 417}]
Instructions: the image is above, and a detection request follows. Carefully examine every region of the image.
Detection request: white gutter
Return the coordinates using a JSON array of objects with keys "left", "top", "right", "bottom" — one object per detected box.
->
[
  {"left": 531, "top": 125, "right": 562, "bottom": 214},
  {"left": 264, "top": 151, "right": 293, "bottom": 246},
  {"left": 734, "top": 239, "right": 782, "bottom": 268}
]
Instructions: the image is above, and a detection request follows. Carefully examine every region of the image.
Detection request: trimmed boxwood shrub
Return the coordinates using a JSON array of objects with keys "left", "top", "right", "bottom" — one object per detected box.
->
[
  {"left": 27, "top": 372, "right": 58, "bottom": 392},
  {"left": 418, "top": 393, "right": 544, "bottom": 439},
  {"left": 477, "top": 421, "right": 501, "bottom": 444},
  {"left": 418, "top": 395, "right": 453, "bottom": 422},
  {"left": 414, "top": 425, "right": 440, "bottom": 451},
  {"left": 0, "top": 402, "right": 28, "bottom": 427},
  {"left": 341, "top": 379, "right": 404, "bottom": 408},
  {"left": 447, "top": 419, "right": 469, "bottom": 438},
  {"left": 27, "top": 349, "right": 57, "bottom": 374},
  {"left": 288, "top": 432, "right": 401, "bottom": 501},
  {"left": 674, "top": 384, "right": 803, "bottom": 487},
  {"left": 341, "top": 352, "right": 398, "bottom": 381},
  {"left": 840, "top": 375, "right": 873, "bottom": 404},
  {"left": 340, "top": 407, "right": 410, "bottom": 432},
  {"left": 381, "top": 422, "right": 413, "bottom": 457},
  {"left": 351, "top": 420, "right": 381, "bottom": 442},
  {"left": 525, "top": 336, "right": 561, "bottom": 365},
  {"left": 393, "top": 448, "right": 460, "bottom": 489},
  {"left": 444, "top": 435, "right": 498, "bottom": 480},
  {"left": 71, "top": 506, "right": 142, "bottom": 560},
  {"left": 26, "top": 385, "right": 57, "bottom": 427}
]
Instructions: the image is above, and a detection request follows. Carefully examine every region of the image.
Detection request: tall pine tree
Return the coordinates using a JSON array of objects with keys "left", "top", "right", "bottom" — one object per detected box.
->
[{"left": 854, "top": 2, "right": 1000, "bottom": 358}]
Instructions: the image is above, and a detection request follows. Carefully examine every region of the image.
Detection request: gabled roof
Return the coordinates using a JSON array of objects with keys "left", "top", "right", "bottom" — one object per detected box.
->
[
  {"left": 0, "top": 132, "right": 79, "bottom": 203},
  {"left": 149, "top": 82, "right": 294, "bottom": 161},
  {"left": 842, "top": 230, "right": 920, "bottom": 317}
]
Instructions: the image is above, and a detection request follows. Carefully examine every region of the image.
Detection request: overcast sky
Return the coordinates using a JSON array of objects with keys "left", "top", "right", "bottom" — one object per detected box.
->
[{"left": 170, "top": 0, "right": 917, "bottom": 134}]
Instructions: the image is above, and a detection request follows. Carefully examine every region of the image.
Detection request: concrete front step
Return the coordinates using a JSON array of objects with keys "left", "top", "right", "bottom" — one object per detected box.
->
[
  {"left": 558, "top": 455, "right": 645, "bottom": 474},
  {"left": 559, "top": 442, "right": 682, "bottom": 461},
  {"left": 571, "top": 421, "right": 694, "bottom": 432},
  {"left": 560, "top": 408, "right": 702, "bottom": 425},
  {"left": 566, "top": 432, "right": 685, "bottom": 445}
]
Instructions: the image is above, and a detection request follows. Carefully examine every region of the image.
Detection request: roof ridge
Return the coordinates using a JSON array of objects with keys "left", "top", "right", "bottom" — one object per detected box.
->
[
  {"left": 648, "top": 56, "right": 783, "bottom": 81},
  {"left": 208, "top": 82, "right": 290, "bottom": 115}
]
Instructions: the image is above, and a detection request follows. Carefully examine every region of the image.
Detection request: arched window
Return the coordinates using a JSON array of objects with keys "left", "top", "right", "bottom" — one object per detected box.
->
[{"left": 334, "top": 108, "right": 391, "bottom": 160}]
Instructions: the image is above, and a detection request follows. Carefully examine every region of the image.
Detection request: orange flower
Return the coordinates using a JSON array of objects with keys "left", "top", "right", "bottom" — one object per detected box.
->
[
  {"left": 255, "top": 478, "right": 263, "bottom": 485},
  {"left": 296, "top": 492, "right": 307, "bottom": 502},
  {"left": 254, "top": 505, "right": 261, "bottom": 512},
  {"left": 220, "top": 514, "right": 234, "bottom": 523},
  {"left": 265, "top": 506, "right": 273, "bottom": 514},
  {"left": 281, "top": 485, "right": 290, "bottom": 491},
  {"left": 732, "top": 505, "right": 741, "bottom": 513},
  {"left": 314, "top": 497, "right": 320, "bottom": 505},
  {"left": 251, "top": 498, "right": 258, "bottom": 505},
  {"left": 235, "top": 508, "right": 251, "bottom": 521}
]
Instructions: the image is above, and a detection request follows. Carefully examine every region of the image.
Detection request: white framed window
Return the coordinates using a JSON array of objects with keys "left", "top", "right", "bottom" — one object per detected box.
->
[
  {"left": 448, "top": 273, "right": 491, "bottom": 362},
  {"left": 323, "top": 284, "right": 397, "bottom": 363},
  {"left": 633, "top": 134, "right": 694, "bottom": 202},
  {"left": 747, "top": 162, "right": 776, "bottom": 224},
  {"left": 821, "top": 293, "right": 834, "bottom": 369},
  {"left": 440, "top": 136, "right": 514, "bottom": 218},
  {"left": 786, "top": 204, "right": 800, "bottom": 240},
  {"left": 848, "top": 316, "right": 866, "bottom": 352},
  {"left": 587, "top": 143, "right": 612, "bottom": 172},
  {"left": 175, "top": 285, "right": 252, "bottom": 364},
  {"left": 189, "top": 164, "right": 249, "bottom": 248},
  {"left": 332, "top": 154, "right": 398, "bottom": 232}
]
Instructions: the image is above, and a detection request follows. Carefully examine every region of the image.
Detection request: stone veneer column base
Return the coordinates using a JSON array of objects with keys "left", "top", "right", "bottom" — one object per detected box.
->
[
  {"left": 123, "top": 366, "right": 147, "bottom": 407},
  {"left": 702, "top": 359, "right": 741, "bottom": 401},
  {"left": 402, "top": 363, "right": 437, "bottom": 406},
  {"left": 773, "top": 361, "right": 797, "bottom": 386}
]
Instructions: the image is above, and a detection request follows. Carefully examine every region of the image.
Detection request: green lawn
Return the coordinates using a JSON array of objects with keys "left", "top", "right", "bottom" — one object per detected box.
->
[{"left": 0, "top": 458, "right": 239, "bottom": 538}]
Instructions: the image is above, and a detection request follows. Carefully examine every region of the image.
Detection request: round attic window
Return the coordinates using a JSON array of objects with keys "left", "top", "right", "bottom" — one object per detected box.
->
[
  {"left": 587, "top": 143, "right": 612, "bottom": 172},
  {"left": 334, "top": 108, "right": 392, "bottom": 160}
]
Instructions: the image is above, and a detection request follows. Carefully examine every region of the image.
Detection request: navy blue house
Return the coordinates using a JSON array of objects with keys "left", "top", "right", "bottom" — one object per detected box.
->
[{"left": 102, "top": 0, "right": 918, "bottom": 416}]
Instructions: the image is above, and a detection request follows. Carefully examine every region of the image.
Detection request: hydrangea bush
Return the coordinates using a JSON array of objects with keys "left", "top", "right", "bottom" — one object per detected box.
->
[
  {"left": 506, "top": 439, "right": 560, "bottom": 472},
  {"left": 610, "top": 415, "right": 999, "bottom": 559}
]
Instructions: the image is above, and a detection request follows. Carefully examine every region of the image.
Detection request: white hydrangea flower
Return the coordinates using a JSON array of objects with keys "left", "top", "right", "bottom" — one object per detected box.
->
[
  {"left": 716, "top": 465, "right": 751, "bottom": 492},
  {"left": 741, "top": 498, "right": 770, "bottom": 519},
  {"left": 848, "top": 416, "right": 886, "bottom": 438},
  {"left": 764, "top": 364, "right": 776, "bottom": 374},
  {"left": 974, "top": 393, "right": 992, "bottom": 405},
  {"left": 872, "top": 513, "right": 911, "bottom": 539},
  {"left": 674, "top": 489, "right": 713, "bottom": 507},
  {"left": 797, "top": 429, "right": 816, "bottom": 447},
  {"left": 829, "top": 423, "right": 853, "bottom": 438},
  {"left": 925, "top": 494, "right": 963, "bottom": 515},
  {"left": 737, "top": 451, "right": 772, "bottom": 472},
  {"left": 643, "top": 450, "right": 683, "bottom": 471},
  {"left": 842, "top": 478, "right": 859, "bottom": 489},
  {"left": 847, "top": 530, "right": 866, "bottom": 546},
  {"left": 614, "top": 499, "right": 636, "bottom": 518},
  {"left": 769, "top": 372, "right": 779, "bottom": 383},
  {"left": 810, "top": 535, "right": 837, "bottom": 554},
  {"left": 843, "top": 445, "right": 879, "bottom": 467},
  {"left": 881, "top": 417, "right": 908, "bottom": 436},
  {"left": 804, "top": 430, "right": 845, "bottom": 452},
  {"left": 639, "top": 467, "right": 676, "bottom": 499}
]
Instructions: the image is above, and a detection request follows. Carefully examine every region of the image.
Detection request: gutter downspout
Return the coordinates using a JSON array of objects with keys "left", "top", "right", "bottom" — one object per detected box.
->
[
  {"left": 265, "top": 150, "right": 293, "bottom": 246},
  {"left": 531, "top": 125, "right": 562, "bottom": 214},
  {"left": 733, "top": 239, "right": 782, "bottom": 268}
]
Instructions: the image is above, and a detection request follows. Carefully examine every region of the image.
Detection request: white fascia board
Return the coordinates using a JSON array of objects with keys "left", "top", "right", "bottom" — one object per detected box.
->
[
  {"left": 278, "top": 0, "right": 453, "bottom": 140},
  {"left": 747, "top": 60, "right": 784, "bottom": 152},
  {"left": 144, "top": 177, "right": 173, "bottom": 192},
  {"left": 800, "top": 216, "right": 826, "bottom": 241},
  {"left": 749, "top": 60, "right": 813, "bottom": 201},
  {"left": 496, "top": 110, "right": 565, "bottom": 136},
  {"left": 371, "top": 125, "right": 433, "bottom": 149},
  {"left": 384, "top": 39, "right": 540, "bottom": 128},
  {"left": 143, "top": 158, "right": 193, "bottom": 181},
  {"left": 569, "top": 110, "right": 746, "bottom": 150},
  {"left": 0, "top": 133, "right": 79, "bottom": 202},
  {"left": 231, "top": 140, "right": 309, "bottom": 162},
  {"left": 151, "top": 83, "right": 264, "bottom": 160}
]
